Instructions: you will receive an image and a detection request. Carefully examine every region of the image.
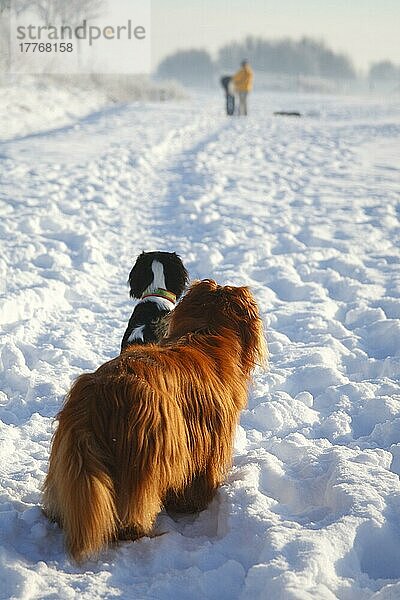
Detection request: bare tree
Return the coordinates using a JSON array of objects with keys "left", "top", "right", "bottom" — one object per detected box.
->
[
  {"left": 57, "top": 0, "right": 105, "bottom": 27},
  {"left": 7, "top": 0, "right": 105, "bottom": 25}
]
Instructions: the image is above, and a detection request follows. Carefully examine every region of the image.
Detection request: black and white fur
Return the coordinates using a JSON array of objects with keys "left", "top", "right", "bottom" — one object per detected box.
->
[{"left": 121, "top": 251, "right": 189, "bottom": 352}]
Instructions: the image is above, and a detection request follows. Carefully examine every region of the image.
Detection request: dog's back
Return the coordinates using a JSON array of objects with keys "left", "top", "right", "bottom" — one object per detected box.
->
[
  {"left": 121, "top": 301, "right": 169, "bottom": 348},
  {"left": 43, "top": 340, "right": 243, "bottom": 562}
]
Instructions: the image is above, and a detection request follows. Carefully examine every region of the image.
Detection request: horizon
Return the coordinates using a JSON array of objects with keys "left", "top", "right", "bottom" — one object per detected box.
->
[{"left": 151, "top": 0, "right": 400, "bottom": 74}]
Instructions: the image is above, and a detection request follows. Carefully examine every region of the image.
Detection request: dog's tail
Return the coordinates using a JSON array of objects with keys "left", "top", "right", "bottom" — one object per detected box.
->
[{"left": 42, "top": 374, "right": 118, "bottom": 563}]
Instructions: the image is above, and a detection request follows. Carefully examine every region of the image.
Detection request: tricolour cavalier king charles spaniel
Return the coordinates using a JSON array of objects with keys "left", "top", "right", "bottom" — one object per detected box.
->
[
  {"left": 43, "top": 279, "right": 266, "bottom": 562},
  {"left": 120, "top": 251, "right": 189, "bottom": 351}
]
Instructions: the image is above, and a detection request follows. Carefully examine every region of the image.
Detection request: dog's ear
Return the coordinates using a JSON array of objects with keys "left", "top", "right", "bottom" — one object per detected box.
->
[
  {"left": 222, "top": 286, "right": 259, "bottom": 318},
  {"left": 163, "top": 253, "right": 189, "bottom": 297},
  {"left": 219, "top": 286, "right": 267, "bottom": 371},
  {"left": 128, "top": 253, "right": 154, "bottom": 298}
]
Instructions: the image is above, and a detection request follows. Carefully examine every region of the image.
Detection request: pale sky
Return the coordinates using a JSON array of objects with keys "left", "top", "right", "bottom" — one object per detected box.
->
[{"left": 151, "top": 0, "right": 400, "bottom": 73}]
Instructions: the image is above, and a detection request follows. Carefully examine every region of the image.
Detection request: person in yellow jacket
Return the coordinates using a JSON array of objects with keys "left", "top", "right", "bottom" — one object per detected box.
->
[{"left": 232, "top": 59, "right": 254, "bottom": 115}]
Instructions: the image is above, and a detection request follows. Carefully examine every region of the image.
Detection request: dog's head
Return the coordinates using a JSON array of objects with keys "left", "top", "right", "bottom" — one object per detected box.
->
[
  {"left": 168, "top": 279, "right": 267, "bottom": 372},
  {"left": 128, "top": 252, "right": 189, "bottom": 299}
]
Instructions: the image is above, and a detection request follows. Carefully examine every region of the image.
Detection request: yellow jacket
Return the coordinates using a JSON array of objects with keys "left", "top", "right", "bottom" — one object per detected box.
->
[{"left": 233, "top": 65, "right": 254, "bottom": 92}]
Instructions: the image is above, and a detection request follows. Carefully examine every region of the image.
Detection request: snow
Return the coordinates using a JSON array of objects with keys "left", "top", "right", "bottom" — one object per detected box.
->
[
  {"left": 0, "top": 77, "right": 108, "bottom": 142},
  {"left": 1, "top": 80, "right": 400, "bottom": 599}
]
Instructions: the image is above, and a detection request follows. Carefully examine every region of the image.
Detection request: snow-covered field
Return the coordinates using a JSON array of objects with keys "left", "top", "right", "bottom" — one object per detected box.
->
[
  {"left": 0, "top": 78, "right": 108, "bottom": 142},
  {"left": 1, "top": 83, "right": 400, "bottom": 599}
]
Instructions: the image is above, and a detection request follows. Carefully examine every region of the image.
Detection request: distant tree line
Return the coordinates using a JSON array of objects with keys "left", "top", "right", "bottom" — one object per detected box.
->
[
  {"left": 217, "top": 36, "right": 356, "bottom": 79},
  {"left": 156, "top": 36, "right": 360, "bottom": 85},
  {"left": 156, "top": 49, "right": 214, "bottom": 87},
  {"left": 368, "top": 60, "right": 400, "bottom": 81}
]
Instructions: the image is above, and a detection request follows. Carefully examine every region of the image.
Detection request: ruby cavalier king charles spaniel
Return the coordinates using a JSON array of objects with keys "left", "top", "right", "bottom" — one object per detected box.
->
[{"left": 43, "top": 279, "right": 266, "bottom": 562}]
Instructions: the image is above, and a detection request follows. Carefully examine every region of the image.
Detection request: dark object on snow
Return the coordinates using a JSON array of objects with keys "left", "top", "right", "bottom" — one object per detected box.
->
[
  {"left": 121, "top": 251, "right": 189, "bottom": 351},
  {"left": 226, "top": 93, "right": 235, "bottom": 116},
  {"left": 220, "top": 75, "right": 235, "bottom": 116},
  {"left": 274, "top": 111, "right": 302, "bottom": 117}
]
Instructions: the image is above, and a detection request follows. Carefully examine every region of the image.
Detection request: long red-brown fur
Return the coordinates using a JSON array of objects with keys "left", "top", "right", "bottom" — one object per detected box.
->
[{"left": 42, "top": 279, "right": 266, "bottom": 562}]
